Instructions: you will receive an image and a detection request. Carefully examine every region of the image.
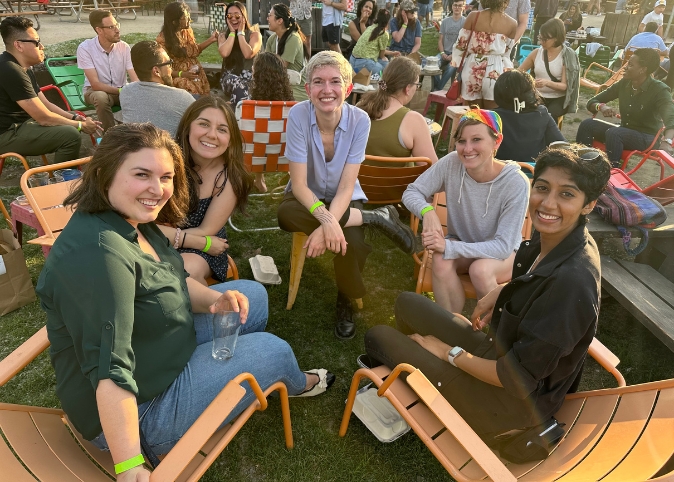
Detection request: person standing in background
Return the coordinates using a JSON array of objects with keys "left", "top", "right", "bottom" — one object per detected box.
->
[
  {"left": 433, "top": 0, "right": 465, "bottom": 90},
  {"left": 533, "top": 0, "right": 559, "bottom": 42},
  {"left": 639, "top": 0, "right": 667, "bottom": 38},
  {"left": 322, "top": 0, "right": 347, "bottom": 53},
  {"left": 290, "top": 0, "right": 313, "bottom": 54}
]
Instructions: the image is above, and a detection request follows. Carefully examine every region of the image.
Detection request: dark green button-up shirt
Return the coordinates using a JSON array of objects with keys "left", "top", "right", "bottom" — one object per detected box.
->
[
  {"left": 36, "top": 210, "right": 196, "bottom": 440},
  {"left": 588, "top": 76, "right": 674, "bottom": 135}
]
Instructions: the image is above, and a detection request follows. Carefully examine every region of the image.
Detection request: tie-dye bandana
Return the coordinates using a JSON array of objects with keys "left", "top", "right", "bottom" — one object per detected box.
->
[{"left": 460, "top": 107, "right": 503, "bottom": 142}]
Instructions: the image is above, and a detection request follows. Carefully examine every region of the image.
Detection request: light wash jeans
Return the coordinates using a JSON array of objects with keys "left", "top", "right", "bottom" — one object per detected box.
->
[
  {"left": 349, "top": 55, "right": 389, "bottom": 75},
  {"left": 90, "top": 280, "right": 307, "bottom": 455},
  {"left": 432, "top": 53, "right": 458, "bottom": 91}
]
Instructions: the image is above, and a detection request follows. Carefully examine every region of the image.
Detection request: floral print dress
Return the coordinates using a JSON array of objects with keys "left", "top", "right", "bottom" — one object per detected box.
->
[
  {"left": 157, "top": 30, "right": 210, "bottom": 96},
  {"left": 452, "top": 29, "right": 514, "bottom": 101}
]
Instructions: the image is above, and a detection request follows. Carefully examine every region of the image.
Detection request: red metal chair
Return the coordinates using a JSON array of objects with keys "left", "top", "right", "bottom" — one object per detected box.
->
[
  {"left": 592, "top": 125, "right": 665, "bottom": 171},
  {"left": 608, "top": 150, "right": 674, "bottom": 206},
  {"left": 422, "top": 91, "right": 462, "bottom": 140}
]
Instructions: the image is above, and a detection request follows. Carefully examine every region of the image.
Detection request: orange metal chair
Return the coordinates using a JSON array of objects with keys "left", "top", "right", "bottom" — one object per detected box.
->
[
  {"left": 0, "top": 327, "right": 293, "bottom": 482},
  {"left": 592, "top": 125, "right": 665, "bottom": 171},
  {"left": 0, "top": 153, "right": 31, "bottom": 228},
  {"left": 579, "top": 62, "right": 626, "bottom": 96}
]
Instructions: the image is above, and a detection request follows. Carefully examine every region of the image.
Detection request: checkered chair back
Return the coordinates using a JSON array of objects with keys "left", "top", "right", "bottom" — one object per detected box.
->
[
  {"left": 211, "top": 3, "right": 227, "bottom": 33},
  {"left": 236, "top": 100, "right": 297, "bottom": 173}
]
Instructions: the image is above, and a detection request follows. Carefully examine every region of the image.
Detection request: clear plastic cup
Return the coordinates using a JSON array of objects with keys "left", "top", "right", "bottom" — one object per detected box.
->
[
  {"left": 212, "top": 311, "right": 241, "bottom": 360},
  {"left": 48, "top": 175, "right": 65, "bottom": 184},
  {"left": 190, "top": 65, "right": 201, "bottom": 82},
  {"left": 28, "top": 172, "right": 49, "bottom": 187}
]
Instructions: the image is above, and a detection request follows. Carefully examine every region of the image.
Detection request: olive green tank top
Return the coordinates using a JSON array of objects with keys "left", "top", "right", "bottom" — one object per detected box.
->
[{"left": 364, "top": 107, "right": 413, "bottom": 163}]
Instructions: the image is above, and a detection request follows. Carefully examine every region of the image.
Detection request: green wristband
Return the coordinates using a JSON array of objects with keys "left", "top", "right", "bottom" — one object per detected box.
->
[
  {"left": 202, "top": 235, "right": 212, "bottom": 253},
  {"left": 420, "top": 205, "right": 434, "bottom": 217},
  {"left": 114, "top": 454, "right": 145, "bottom": 474},
  {"left": 309, "top": 201, "right": 325, "bottom": 214},
  {"left": 178, "top": 70, "right": 182, "bottom": 77},
  {"left": 229, "top": 32, "right": 235, "bottom": 37},
  {"left": 402, "top": 23, "right": 407, "bottom": 28}
]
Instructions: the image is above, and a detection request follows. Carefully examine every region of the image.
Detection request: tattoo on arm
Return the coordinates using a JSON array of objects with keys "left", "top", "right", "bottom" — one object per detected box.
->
[{"left": 314, "top": 205, "right": 335, "bottom": 225}]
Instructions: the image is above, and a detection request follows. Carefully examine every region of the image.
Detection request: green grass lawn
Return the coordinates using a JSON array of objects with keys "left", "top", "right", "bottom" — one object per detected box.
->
[{"left": 2, "top": 32, "right": 674, "bottom": 481}]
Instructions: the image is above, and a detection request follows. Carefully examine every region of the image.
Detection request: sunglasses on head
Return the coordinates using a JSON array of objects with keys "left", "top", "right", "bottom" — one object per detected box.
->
[{"left": 549, "top": 142, "right": 603, "bottom": 161}]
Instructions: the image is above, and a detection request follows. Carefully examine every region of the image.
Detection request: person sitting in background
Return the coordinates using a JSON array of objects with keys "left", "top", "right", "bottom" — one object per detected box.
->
[
  {"left": 344, "top": 0, "right": 377, "bottom": 59},
  {"left": 493, "top": 70, "right": 565, "bottom": 164},
  {"left": 218, "top": 1, "right": 262, "bottom": 106},
  {"left": 433, "top": 0, "right": 465, "bottom": 91},
  {"left": 37, "top": 123, "right": 334, "bottom": 480},
  {"left": 0, "top": 17, "right": 101, "bottom": 163},
  {"left": 158, "top": 95, "right": 250, "bottom": 285},
  {"left": 78, "top": 10, "right": 138, "bottom": 132},
  {"left": 157, "top": 2, "right": 218, "bottom": 98},
  {"left": 120, "top": 41, "right": 195, "bottom": 137},
  {"left": 625, "top": 21, "right": 668, "bottom": 56},
  {"left": 350, "top": 9, "right": 396, "bottom": 75},
  {"left": 402, "top": 108, "right": 530, "bottom": 314},
  {"left": 247, "top": 52, "right": 294, "bottom": 193},
  {"left": 265, "top": 3, "right": 310, "bottom": 102},
  {"left": 558, "top": 3, "right": 582, "bottom": 33},
  {"left": 576, "top": 48, "right": 674, "bottom": 167},
  {"left": 277, "top": 51, "right": 416, "bottom": 340},
  {"left": 364, "top": 147, "right": 611, "bottom": 446},
  {"left": 518, "top": 18, "right": 580, "bottom": 124},
  {"left": 639, "top": 0, "right": 666, "bottom": 38},
  {"left": 389, "top": 0, "right": 422, "bottom": 56},
  {"left": 357, "top": 56, "right": 438, "bottom": 162}
]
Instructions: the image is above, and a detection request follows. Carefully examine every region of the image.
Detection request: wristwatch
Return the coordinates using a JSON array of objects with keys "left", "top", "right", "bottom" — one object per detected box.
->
[{"left": 447, "top": 346, "right": 465, "bottom": 367}]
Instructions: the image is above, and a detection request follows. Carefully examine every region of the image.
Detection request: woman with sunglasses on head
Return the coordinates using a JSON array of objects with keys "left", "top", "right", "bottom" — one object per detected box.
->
[
  {"left": 365, "top": 145, "right": 611, "bottom": 445},
  {"left": 518, "top": 18, "right": 580, "bottom": 125},
  {"left": 265, "top": 3, "right": 310, "bottom": 102},
  {"left": 218, "top": 1, "right": 262, "bottom": 107},
  {"left": 158, "top": 2, "right": 218, "bottom": 97},
  {"left": 37, "top": 123, "right": 334, "bottom": 481}
]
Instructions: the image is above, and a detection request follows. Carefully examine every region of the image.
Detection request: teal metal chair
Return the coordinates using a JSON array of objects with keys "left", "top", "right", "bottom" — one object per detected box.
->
[{"left": 578, "top": 44, "right": 612, "bottom": 70}]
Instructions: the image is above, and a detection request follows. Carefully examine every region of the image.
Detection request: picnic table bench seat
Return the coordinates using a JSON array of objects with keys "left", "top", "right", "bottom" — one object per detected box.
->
[{"left": 601, "top": 256, "right": 674, "bottom": 352}]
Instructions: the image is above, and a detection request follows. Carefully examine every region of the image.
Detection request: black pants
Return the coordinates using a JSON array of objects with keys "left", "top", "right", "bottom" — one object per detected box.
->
[
  {"left": 365, "top": 292, "right": 532, "bottom": 438},
  {"left": 277, "top": 191, "right": 372, "bottom": 299},
  {"left": 542, "top": 96, "right": 567, "bottom": 121}
]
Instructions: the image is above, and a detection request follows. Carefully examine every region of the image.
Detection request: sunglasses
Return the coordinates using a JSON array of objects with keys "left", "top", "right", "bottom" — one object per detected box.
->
[
  {"left": 226, "top": 13, "right": 242, "bottom": 19},
  {"left": 16, "top": 38, "right": 42, "bottom": 47},
  {"left": 550, "top": 142, "right": 604, "bottom": 161},
  {"left": 154, "top": 59, "right": 174, "bottom": 68}
]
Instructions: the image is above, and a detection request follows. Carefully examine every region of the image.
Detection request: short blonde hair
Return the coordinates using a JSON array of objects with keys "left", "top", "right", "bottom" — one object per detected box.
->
[{"left": 305, "top": 51, "right": 353, "bottom": 85}]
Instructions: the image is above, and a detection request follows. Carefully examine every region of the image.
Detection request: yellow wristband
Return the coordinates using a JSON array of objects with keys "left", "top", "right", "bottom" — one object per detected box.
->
[
  {"left": 178, "top": 71, "right": 182, "bottom": 77},
  {"left": 402, "top": 23, "right": 407, "bottom": 28},
  {"left": 229, "top": 32, "right": 235, "bottom": 37},
  {"left": 309, "top": 201, "right": 325, "bottom": 214},
  {"left": 202, "top": 235, "right": 212, "bottom": 253},
  {"left": 114, "top": 454, "right": 145, "bottom": 475},
  {"left": 77, "top": 121, "right": 82, "bottom": 132}
]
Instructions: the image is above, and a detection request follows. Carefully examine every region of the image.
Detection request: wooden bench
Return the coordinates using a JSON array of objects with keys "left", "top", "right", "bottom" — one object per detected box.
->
[{"left": 601, "top": 256, "right": 674, "bottom": 352}]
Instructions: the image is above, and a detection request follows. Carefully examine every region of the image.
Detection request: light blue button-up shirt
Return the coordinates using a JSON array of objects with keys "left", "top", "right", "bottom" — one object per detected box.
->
[{"left": 285, "top": 100, "right": 370, "bottom": 202}]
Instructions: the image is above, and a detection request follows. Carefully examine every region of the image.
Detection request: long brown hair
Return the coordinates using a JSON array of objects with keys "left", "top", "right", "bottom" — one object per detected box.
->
[
  {"left": 357, "top": 56, "right": 419, "bottom": 120},
  {"left": 64, "top": 123, "right": 190, "bottom": 225},
  {"left": 174, "top": 95, "right": 252, "bottom": 214},
  {"left": 250, "top": 52, "right": 294, "bottom": 101},
  {"left": 223, "top": 1, "right": 253, "bottom": 73}
]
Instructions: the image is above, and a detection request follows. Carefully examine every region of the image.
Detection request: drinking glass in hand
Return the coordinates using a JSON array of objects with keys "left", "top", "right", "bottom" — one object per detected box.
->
[{"left": 212, "top": 310, "right": 241, "bottom": 360}]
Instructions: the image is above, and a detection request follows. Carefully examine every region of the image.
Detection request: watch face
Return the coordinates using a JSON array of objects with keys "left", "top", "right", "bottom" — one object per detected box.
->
[{"left": 449, "top": 346, "right": 463, "bottom": 357}]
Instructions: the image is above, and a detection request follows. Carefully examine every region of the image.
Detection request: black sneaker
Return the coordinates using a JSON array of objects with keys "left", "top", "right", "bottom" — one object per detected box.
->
[
  {"left": 335, "top": 291, "right": 356, "bottom": 340},
  {"left": 361, "top": 205, "right": 416, "bottom": 254}
]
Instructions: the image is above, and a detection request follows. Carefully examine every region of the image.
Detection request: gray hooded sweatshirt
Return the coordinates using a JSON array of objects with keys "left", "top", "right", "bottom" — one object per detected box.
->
[{"left": 403, "top": 152, "right": 530, "bottom": 260}]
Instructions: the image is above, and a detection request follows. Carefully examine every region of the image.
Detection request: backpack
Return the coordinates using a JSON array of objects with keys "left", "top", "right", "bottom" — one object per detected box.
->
[{"left": 593, "top": 183, "right": 668, "bottom": 256}]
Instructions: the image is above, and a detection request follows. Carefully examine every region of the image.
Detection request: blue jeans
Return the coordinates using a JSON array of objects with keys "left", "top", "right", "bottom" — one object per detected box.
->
[
  {"left": 576, "top": 118, "right": 655, "bottom": 168},
  {"left": 432, "top": 54, "right": 458, "bottom": 91},
  {"left": 349, "top": 55, "right": 388, "bottom": 75},
  {"left": 90, "top": 280, "right": 307, "bottom": 455}
]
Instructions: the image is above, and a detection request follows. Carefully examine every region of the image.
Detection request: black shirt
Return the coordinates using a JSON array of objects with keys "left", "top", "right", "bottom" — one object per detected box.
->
[
  {"left": 495, "top": 105, "right": 565, "bottom": 164},
  {"left": 0, "top": 51, "right": 40, "bottom": 132},
  {"left": 473, "top": 224, "right": 601, "bottom": 427},
  {"left": 588, "top": 76, "right": 674, "bottom": 135}
]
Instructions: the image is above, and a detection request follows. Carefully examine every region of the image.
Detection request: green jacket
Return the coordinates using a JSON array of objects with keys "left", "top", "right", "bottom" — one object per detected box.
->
[{"left": 561, "top": 45, "right": 580, "bottom": 114}]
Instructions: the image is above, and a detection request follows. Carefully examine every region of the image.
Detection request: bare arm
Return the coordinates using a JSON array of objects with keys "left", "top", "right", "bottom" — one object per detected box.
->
[
  {"left": 327, "top": 162, "right": 359, "bottom": 222},
  {"left": 83, "top": 68, "right": 123, "bottom": 94},
  {"left": 657, "top": 24, "right": 664, "bottom": 37},
  {"left": 218, "top": 31, "right": 236, "bottom": 58},
  {"left": 237, "top": 28, "right": 262, "bottom": 59},
  {"left": 324, "top": 0, "right": 347, "bottom": 11},
  {"left": 391, "top": 11, "right": 407, "bottom": 43},
  {"left": 538, "top": 61, "right": 567, "bottom": 92},
  {"left": 186, "top": 276, "right": 248, "bottom": 316},
  {"left": 16, "top": 97, "right": 102, "bottom": 134},
  {"left": 37, "top": 91, "right": 77, "bottom": 118},
  {"left": 403, "top": 111, "right": 439, "bottom": 163},
  {"left": 411, "top": 34, "right": 422, "bottom": 54},
  {"left": 515, "top": 13, "right": 528, "bottom": 43},
  {"left": 349, "top": 20, "right": 362, "bottom": 41},
  {"left": 638, "top": 22, "right": 646, "bottom": 32},
  {"left": 198, "top": 30, "right": 219, "bottom": 53},
  {"left": 517, "top": 49, "right": 537, "bottom": 72},
  {"left": 127, "top": 69, "right": 139, "bottom": 82},
  {"left": 438, "top": 33, "right": 445, "bottom": 54}
]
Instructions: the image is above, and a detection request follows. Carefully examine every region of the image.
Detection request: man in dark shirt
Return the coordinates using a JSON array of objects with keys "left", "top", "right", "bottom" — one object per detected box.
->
[
  {"left": 0, "top": 17, "right": 101, "bottom": 163},
  {"left": 576, "top": 48, "right": 674, "bottom": 167}
]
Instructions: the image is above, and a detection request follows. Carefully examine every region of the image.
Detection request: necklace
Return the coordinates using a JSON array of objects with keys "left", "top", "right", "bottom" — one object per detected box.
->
[
  {"left": 318, "top": 126, "right": 336, "bottom": 135},
  {"left": 526, "top": 254, "right": 541, "bottom": 274}
]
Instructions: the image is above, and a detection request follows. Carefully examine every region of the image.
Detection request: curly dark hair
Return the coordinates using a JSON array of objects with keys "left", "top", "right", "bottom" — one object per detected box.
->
[
  {"left": 480, "top": 0, "right": 509, "bottom": 13},
  {"left": 633, "top": 47, "right": 662, "bottom": 75},
  {"left": 493, "top": 70, "right": 541, "bottom": 112},
  {"left": 160, "top": 2, "right": 191, "bottom": 59},
  {"left": 355, "top": 0, "right": 377, "bottom": 24},
  {"left": 249, "top": 52, "right": 294, "bottom": 101},
  {"left": 534, "top": 144, "right": 611, "bottom": 223}
]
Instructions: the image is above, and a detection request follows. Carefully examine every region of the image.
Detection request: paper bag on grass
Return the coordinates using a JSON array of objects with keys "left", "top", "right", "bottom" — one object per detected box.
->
[
  {"left": 406, "top": 89, "right": 429, "bottom": 114},
  {"left": 0, "top": 229, "right": 36, "bottom": 316},
  {"left": 353, "top": 68, "right": 372, "bottom": 86},
  {"left": 407, "top": 52, "right": 422, "bottom": 65}
]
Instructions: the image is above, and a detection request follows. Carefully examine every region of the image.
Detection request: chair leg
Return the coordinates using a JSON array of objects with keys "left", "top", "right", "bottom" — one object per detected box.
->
[
  {"left": 422, "top": 95, "right": 433, "bottom": 116},
  {"left": 41, "top": 154, "right": 49, "bottom": 166},
  {"left": 355, "top": 299, "right": 363, "bottom": 309},
  {"left": 287, "top": 232, "right": 308, "bottom": 310},
  {"left": 0, "top": 200, "right": 11, "bottom": 227}
]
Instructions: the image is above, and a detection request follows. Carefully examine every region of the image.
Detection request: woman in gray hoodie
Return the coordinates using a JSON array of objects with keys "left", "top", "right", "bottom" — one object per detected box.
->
[{"left": 402, "top": 108, "right": 530, "bottom": 313}]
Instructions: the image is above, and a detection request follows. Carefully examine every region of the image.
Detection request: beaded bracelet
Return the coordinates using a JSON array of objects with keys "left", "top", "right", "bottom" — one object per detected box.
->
[
  {"left": 173, "top": 227, "right": 182, "bottom": 249},
  {"left": 309, "top": 201, "right": 325, "bottom": 214},
  {"left": 114, "top": 454, "right": 145, "bottom": 475},
  {"left": 202, "top": 235, "right": 212, "bottom": 253},
  {"left": 420, "top": 205, "right": 434, "bottom": 217}
]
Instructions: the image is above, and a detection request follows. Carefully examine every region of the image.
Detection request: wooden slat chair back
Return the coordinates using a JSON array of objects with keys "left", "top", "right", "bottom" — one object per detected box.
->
[
  {"left": 414, "top": 162, "right": 534, "bottom": 297},
  {"left": 338, "top": 338, "right": 674, "bottom": 482},
  {"left": 0, "top": 327, "right": 294, "bottom": 482},
  {"left": 19, "top": 157, "right": 91, "bottom": 249},
  {"left": 237, "top": 100, "right": 297, "bottom": 175},
  {"left": 358, "top": 156, "right": 433, "bottom": 205}
]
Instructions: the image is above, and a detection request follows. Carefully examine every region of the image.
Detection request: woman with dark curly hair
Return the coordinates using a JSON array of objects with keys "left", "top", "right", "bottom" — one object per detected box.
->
[
  {"left": 157, "top": 2, "right": 218, "bottom": 96},
  {"left": 247, "top": 52, "right": 294, "bottom": 192},
  {"left": 452, "top": 0, "right": 517, "bottom": 108},
  {"left": 265, "top": 3, "right": 310, "bottom": 101},
  {"left": 218, "top": 1, "right": 262, "bottom": 107},
  {"left": 494, "top": 70, "right": 565, "bottom": 164},
  {"left": 365, "top": 145, "right": 611, "bottom": 445}
]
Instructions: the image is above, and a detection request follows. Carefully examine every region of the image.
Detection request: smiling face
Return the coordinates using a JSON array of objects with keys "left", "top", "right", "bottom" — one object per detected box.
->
[
  {"left": 226, "top": 5, "right": 244, "bottom": 31},
  {"left": 455, "top": 123, "right": 500, "bottom": 174},
  {"left": 188, "top": 107, "right": 231, "bottom": 164},
  {"left": 568, "top": 5, "right": 577, "bottom": 15},
  {"left": 529, "top": 166, "right": 595, "bottom": 242},
  {"left": 306, "top": 66, "right": 349, "bottom": 114},
  {"left": 107, "top": 148, "right": 175, "bottom": 227},
  {"left": 267, "top": 8, "right": 283, "bottom": 32}
]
